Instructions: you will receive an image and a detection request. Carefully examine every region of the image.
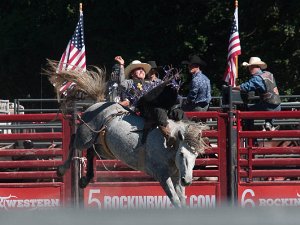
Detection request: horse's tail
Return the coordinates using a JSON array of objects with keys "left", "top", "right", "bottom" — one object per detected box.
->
[{"left": 42, "top": 59, "right": 108, "bottom": 103}]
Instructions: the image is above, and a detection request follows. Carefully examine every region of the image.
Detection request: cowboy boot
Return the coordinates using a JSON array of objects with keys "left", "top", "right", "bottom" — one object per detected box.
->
[{"left": 159, "top": 124, "right": 176, "bottom": 147}]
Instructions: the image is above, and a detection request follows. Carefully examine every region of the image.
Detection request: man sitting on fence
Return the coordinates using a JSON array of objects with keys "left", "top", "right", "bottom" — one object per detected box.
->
[{"left": 233, "top": 57, "right": 281, "bottom": 131}]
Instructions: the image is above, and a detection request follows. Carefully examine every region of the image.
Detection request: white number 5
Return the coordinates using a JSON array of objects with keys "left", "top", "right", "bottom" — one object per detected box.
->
[{"left": 88, "top": 189, "right": 101, "bottom": 208}]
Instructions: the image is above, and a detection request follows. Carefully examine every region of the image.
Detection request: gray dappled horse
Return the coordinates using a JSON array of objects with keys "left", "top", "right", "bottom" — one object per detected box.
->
[
  {"left": 43, "top": 60, "right": 207, "bottom": 207},
  {"left": 57, "top": 102, "right": 208, "bottom": 208}
]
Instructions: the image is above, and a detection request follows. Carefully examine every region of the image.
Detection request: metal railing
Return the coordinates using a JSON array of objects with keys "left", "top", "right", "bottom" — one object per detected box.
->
[{"left": 1, "top": 95, "right": 299, "bottom": 115}]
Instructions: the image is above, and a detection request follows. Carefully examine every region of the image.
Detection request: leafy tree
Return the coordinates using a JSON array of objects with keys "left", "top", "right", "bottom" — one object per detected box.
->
[{"left": 0, "top": 0, "right": 299, "bottom": 101}]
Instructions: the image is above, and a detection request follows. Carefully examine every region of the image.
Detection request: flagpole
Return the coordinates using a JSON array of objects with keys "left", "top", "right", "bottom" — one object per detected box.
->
[
  {"left": 235, "top": 0, "right": 239, "bottom": 81},
  {"left": 73, "top": 2, "right": 83, "bottom": 209},
  {"left": 227, "top": 0, "right": 239, "bottom": 208}
]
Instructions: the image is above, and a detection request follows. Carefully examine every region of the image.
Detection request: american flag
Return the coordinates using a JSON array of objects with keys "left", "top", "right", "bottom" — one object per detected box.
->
[
  {"left": 57, "top": 11, "right": 86, "bottom": 94},
  {"left": 223, "top": 7, "right": 241, "bottom": 87}
]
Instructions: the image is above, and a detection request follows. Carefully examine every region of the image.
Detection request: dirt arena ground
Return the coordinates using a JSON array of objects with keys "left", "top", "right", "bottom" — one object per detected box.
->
[{"left": 2, "top": 207, "right": 300, "bottom": 225}]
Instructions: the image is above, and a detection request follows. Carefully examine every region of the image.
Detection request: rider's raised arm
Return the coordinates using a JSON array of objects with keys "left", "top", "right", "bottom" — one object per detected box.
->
[{"left": 114, "top": 56, "right": 125, "bottom": 84}]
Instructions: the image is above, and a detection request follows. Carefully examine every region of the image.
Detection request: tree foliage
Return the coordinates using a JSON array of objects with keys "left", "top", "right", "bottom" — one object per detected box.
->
[{"left": 0, "top": 0, "right": 299, "bottom": 100}]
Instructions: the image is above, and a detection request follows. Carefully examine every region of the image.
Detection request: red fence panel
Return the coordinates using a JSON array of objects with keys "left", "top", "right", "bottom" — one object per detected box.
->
[
  {"left": 0, "top": 113, "right": 71, "bottom": 210},
  {"left": 236, "top": 110, "right": 300, "bottom": 207},
  {"left": 3, "top": 109, "right": 300, "bottom": 208}
]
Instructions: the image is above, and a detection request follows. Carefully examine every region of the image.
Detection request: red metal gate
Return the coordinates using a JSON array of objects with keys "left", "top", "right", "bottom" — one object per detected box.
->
[
  {"left": 83, "top": 111, "right": 228, "bottom": 209},
  {"left": 2, "top": 110, "right": 300, "bottom": 209},
  {"left": 236, "top": 110, "right": 300, "bottom": 207},
  {"left": 0, "top": 113, "right": 72, "bottom": 210}
]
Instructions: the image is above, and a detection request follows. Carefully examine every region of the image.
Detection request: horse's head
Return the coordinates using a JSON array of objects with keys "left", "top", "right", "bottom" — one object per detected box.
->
[{"left": 174, "top": 122, "right": 209, "bottom": 186}]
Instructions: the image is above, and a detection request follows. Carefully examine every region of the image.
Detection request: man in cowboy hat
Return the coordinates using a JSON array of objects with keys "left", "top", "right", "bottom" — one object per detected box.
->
[
  {"left": 114, "top": 56, "right": 152, "bottom": 108},
  {"left": 233, "top": 57, "right": 281, "bottom": 131},
  {"left": 182, "top": 55, "right": 211, "bottom": 112},
  {"left": 114, "top": 56, "right": 179, "bottom": 147}
]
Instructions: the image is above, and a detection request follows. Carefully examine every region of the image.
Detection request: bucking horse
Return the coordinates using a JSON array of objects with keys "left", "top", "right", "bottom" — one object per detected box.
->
[{"left": 43, "top": 60, "right": 209, "bottom": 207}]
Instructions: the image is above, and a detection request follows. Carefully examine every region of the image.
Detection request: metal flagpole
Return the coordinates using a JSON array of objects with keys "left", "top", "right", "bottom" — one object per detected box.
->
[
  {"left": 235, "top": 0, "right": 239, "bottom": 81},
  {"left": 228, "top": 0, "right": 239, "bottom": 207},
  {"left": 73, "top": 2, "right": 84, "bottom": 208}
]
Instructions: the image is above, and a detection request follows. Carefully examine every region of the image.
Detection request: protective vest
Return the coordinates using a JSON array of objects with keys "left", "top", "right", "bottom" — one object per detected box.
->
[{"left": 259, "top": 72, "right": 281, "bottom": 105}]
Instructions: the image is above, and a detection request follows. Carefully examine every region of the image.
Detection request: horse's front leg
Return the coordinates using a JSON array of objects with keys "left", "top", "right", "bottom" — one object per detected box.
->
[
  {"left": 159, "top": 177, "right": 181, "bottom": 208},
  {"left": 171, "top": 176, "right": 186, "bottom": 207}
]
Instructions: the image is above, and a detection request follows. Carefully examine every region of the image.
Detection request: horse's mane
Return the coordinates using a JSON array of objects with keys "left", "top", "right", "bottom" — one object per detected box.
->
[
  {"left": 42, "top": 59, "right": 107, "bottom": 103},
  {"left": 181, "top": 120, "right": 210, "bottom": 154}
]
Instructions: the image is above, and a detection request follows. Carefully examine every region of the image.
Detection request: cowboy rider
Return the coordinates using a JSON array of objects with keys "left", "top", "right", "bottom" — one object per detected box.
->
[{"left": 114, "top": 56, "right": 183, "bottom": 147}]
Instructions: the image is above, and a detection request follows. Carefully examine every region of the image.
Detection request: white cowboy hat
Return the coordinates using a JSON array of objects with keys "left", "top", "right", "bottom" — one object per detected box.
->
[
  {"left": 242, "top": 57, "right": 267, "bottom": 69},
  {"left": 124, "top": 60, "right": 151, "bottom": 78}
]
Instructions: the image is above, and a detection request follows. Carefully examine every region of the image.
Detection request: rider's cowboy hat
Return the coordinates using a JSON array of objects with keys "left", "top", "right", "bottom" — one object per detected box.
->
[
  {"left": 124, "top": 60, "right": 151, "bottom": 78},
  {"left": 182, "top": 55, "right": 207, "bottom": 67},
  {"left": 242, "top": 57, "right": 267, "bottom": 69}
]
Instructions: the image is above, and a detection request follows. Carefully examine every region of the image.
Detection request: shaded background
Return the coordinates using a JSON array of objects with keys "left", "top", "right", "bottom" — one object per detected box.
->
[{"left": 0, "top": 0, "right": 299, "bottom": 101}]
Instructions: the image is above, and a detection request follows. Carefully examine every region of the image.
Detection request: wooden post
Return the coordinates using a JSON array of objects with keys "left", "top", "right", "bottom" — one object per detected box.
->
[{"left": 79, "top": 3, "right": 82, "bottom": 12}]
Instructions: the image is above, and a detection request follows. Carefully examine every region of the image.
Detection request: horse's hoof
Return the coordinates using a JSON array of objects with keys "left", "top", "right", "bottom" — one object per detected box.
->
[
  {"left": 57, "top": 165, "right": 66, "bottom": 177},
  {"left": 79, "top": 177, "right": 89, "bottom": 188}
]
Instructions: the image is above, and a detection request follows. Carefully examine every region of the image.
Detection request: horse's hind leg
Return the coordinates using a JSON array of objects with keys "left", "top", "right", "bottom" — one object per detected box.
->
[
  {"left": 79, "top": 146, "right": 94, "bottom": 188},
  {"left": 57, "top": 134, "right": 76, "bottom": 177}
]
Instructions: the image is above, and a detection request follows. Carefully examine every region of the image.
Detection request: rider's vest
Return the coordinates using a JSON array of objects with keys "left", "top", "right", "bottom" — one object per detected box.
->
[{"left": 258, "top": 72, "right": 281, "bottom": 105}]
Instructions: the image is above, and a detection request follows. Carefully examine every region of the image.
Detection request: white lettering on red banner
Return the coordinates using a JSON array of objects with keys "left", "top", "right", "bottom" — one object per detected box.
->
[
  {"left": 86, "top": 188, "right": 216, "bottom": 209},
  {"left": 103, "top": 195, "right": 172, "bottom": 208},
  {"left": 0, "top": 195, "right": 60, "bottom": 210},
  {"left": 240, "top": 188, "right": 300, "bottom": 207}
]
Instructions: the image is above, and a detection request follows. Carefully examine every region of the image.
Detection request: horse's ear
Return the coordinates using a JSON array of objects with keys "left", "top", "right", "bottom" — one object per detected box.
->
[{"left": 178, "top": 130, "right": 185, "bottom": 141}]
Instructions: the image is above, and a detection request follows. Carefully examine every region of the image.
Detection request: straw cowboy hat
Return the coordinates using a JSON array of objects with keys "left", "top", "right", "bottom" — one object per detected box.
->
[
  {"left": 182, "top": 55, "right": 207, "bottom": 67},
  {"left": 242, "top": 57, "right": 267, "bottom": 69},
  {"left": 124, "top": 60, "right": 151, "bottom": 78}
]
